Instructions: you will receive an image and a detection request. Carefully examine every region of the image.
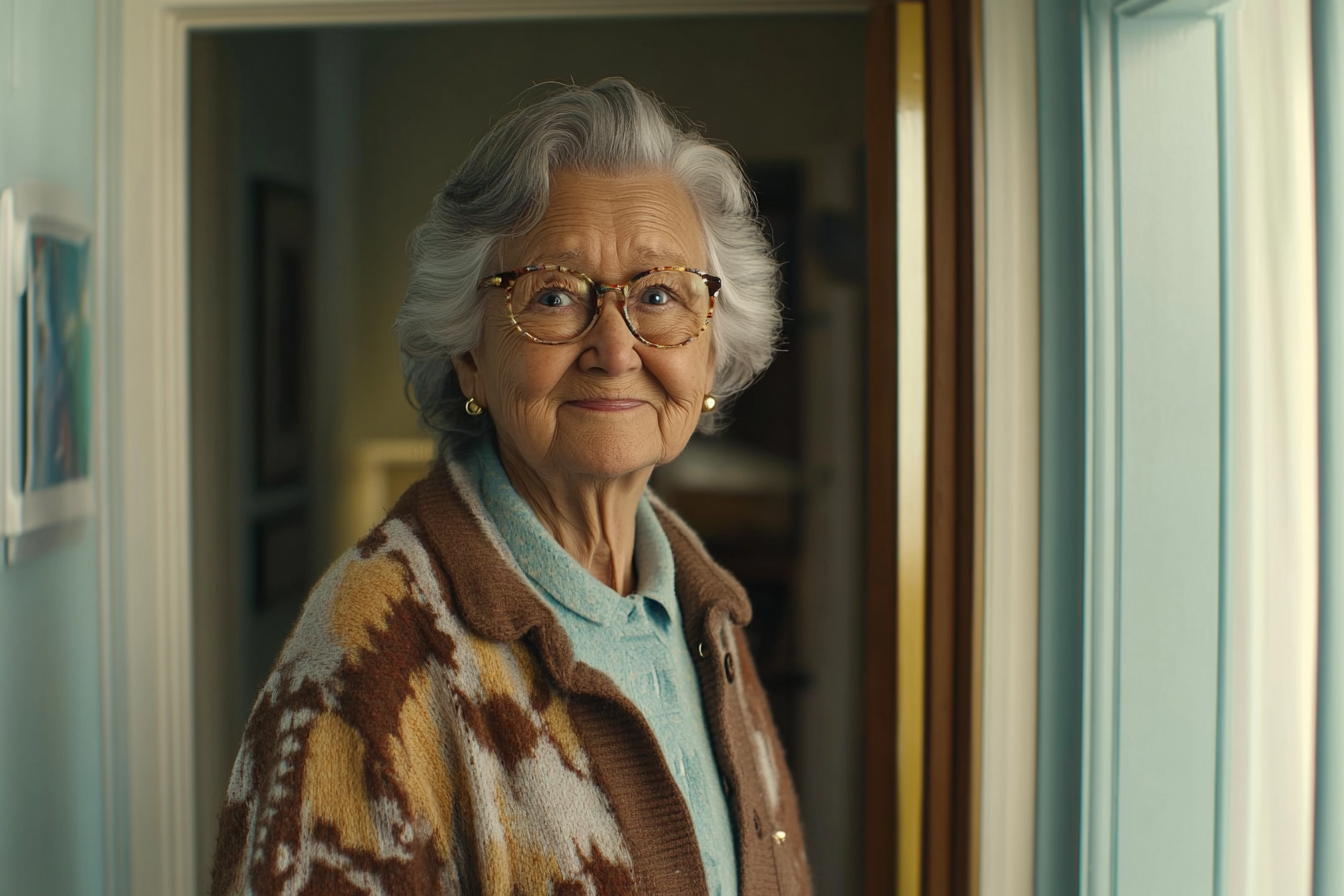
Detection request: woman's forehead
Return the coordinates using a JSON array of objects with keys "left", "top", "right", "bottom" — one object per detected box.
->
[{"left": 505, "top": 171, "right": 707, "bottom": 270}]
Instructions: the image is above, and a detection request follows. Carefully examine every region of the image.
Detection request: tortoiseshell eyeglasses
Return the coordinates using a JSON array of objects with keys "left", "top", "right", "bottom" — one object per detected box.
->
[{"left": 478, "top": 265, "right": 720, "bottom": 348}]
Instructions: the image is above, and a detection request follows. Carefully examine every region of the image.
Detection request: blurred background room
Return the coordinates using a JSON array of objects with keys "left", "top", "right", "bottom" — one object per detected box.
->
[{"left": 186, "top": 16, "right": 868, "bottom": 896}]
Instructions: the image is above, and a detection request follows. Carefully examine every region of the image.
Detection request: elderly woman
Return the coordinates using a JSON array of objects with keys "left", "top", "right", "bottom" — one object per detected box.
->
[{"left": 211, "top": 79, "right": 810, "bottom": 896}]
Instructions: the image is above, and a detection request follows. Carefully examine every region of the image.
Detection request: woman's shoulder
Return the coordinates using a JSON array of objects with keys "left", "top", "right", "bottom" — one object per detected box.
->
[{"left": 254, "top": 514, "right": 456, "bottom": 704}]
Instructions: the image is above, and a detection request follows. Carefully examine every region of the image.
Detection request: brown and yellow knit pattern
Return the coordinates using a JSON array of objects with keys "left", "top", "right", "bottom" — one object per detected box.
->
[{"left": 210, "top": 461, "right": 811, "bottom": 896}]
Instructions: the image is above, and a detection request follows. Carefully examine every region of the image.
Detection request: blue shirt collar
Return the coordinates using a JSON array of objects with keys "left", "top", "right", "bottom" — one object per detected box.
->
[{"left": 469, "top": 437, "right": 678, "bottom": 627}]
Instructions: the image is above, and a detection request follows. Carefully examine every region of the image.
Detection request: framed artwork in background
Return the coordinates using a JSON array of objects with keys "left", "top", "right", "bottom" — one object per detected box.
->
[
  {"left": 253, "top": 182, "right": 313, "bottom": 489},
  {"left": 0, "top": 181, "right": 95, "bottom": 564}
]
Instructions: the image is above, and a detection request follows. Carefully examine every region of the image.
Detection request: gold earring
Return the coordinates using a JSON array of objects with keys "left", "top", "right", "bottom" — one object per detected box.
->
[
  {"left": 702, "top": 395, "right": 717, "bottom": 412},
  {"left": 465, "top": 397, "right": 485, "bottom": 416}
]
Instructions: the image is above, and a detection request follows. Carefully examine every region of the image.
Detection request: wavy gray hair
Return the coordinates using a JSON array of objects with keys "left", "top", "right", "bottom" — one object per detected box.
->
[{"left": 394, "top": 78, "right": 781, "bottom": 455}]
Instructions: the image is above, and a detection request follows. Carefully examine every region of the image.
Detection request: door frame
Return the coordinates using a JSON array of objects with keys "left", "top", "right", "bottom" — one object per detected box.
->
[{"left": 112, "top": 1, "right": 1045, "bottom": 893}]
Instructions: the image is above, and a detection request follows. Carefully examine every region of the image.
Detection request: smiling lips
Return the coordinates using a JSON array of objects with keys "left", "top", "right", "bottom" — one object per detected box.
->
[{"left": 567, "top": 398, "right": 648, "bottom": 411}]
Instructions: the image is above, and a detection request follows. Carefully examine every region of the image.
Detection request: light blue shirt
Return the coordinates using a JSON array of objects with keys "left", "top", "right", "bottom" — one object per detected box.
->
[{"left": 465, "top": 438, "right": 739, "bottom": 896}]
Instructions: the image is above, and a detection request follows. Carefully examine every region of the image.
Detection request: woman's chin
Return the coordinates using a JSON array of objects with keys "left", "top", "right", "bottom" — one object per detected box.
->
[{"left": 554, "top": 426, "right": 682, "bottom": 482}]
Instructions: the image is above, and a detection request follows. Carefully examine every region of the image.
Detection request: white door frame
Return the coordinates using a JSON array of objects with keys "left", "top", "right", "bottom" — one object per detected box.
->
[
  {"left": 976, "top": 0, "right": 1041, "bottom": 893},
  {"left": 115, "top": 1, "right": 866, "bottom": 893}
]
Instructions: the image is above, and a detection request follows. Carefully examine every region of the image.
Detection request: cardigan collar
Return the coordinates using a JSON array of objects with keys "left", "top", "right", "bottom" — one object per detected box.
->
[
  {"left": 470, "top": 437, "right": 679, "bottom": 628},
  {"left": 391, "top": 451, "right": 752, "bottom": 689}
]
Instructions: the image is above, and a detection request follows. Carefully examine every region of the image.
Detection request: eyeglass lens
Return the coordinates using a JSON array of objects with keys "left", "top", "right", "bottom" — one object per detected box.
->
[{"left": 509, "top": 269, "right": 711, "bottom": 346}]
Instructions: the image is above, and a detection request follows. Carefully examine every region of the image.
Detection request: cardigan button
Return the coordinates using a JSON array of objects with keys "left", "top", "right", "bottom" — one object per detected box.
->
[
  {"left": 773, "top": 829, "right": 787, "bottom": 844},
  {"left": 698, "top": 642, "right": 707, "bottom": 658},
  {"left": 724, "top": 652, "right": 736, "bottom": 683}
]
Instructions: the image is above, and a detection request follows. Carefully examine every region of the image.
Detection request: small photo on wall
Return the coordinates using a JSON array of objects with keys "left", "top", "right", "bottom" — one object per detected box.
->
[
  {"left": 23, "top": 233, "right": 92, "bottom": 493},
  {"left": 1, "top": 181, "right": 95, "bottom": 561}
]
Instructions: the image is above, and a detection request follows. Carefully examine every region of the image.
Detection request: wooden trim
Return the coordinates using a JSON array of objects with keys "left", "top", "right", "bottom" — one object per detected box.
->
[
  {"left": 895, "top": 7, "right": 930, "bottom": 893},
  {"left": 863, "top": 1, "right": 899, "bottom": 893},
  {"left": 965, "top": 0, "right": 986, "bottom": 891},
  {"left": 923, "top": 0, "right": 979, "bottom": 893}
]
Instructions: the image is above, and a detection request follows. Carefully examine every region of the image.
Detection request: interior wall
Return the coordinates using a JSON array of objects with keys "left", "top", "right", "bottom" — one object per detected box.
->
[
  {"left": 222, "top": 29, "right": 317, "bottom": 722},
  {"left": 192, "top": 29, "right": 319, "bottom": 892},
  {"left": 0, "top": 0, "right": 107, "bottom": 893}
]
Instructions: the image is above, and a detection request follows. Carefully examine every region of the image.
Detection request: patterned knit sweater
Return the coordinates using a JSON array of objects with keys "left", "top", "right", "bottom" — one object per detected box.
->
[{"left": 209, "top": 455, "right": 811, "bottom": 895}]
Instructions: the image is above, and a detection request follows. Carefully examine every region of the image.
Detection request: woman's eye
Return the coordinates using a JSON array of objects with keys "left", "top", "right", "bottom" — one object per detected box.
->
[
  {"left": 639, "top": 287, "right": 674, "bottom": 306},
  {"left": 535, "top": 289, "right": 575, "bottom": 308}
]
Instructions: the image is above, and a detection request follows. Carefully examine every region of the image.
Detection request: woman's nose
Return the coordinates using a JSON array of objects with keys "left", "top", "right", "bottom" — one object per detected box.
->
[{"left": 578, "top": 294, "right": 642, "bottom": 374}]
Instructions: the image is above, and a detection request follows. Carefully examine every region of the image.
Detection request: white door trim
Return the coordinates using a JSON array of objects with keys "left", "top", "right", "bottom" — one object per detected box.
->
[
  {"left": 1223, "top": 2, "right": 1320, "bottom": 893},
  {"left": 115, "top": 1, "right": 865, "bottom": 892},
  {"left": 977, "top": 0, "right": 1041, "bottom": 892}
]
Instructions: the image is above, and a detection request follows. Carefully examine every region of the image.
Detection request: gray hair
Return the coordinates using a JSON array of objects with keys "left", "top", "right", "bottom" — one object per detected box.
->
[{"left": 394, "top": 78, "right": 781, "bottom": 455}]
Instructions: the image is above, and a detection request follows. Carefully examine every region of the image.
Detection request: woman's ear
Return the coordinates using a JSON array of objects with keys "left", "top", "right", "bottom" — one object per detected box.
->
[{"left": 452, "top": 352, "right": 482, "bottom": 404}]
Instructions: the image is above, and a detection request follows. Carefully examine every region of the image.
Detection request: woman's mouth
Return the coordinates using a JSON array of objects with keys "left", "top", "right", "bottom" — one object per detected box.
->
[{"left": 567, "top": 398, "right": 648, "bottom": 411}]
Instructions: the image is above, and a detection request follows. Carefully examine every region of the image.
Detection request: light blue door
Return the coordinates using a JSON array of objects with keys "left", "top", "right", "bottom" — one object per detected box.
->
[{"left": 1036, "top": 2, "right": 1230, "bottom": 895}]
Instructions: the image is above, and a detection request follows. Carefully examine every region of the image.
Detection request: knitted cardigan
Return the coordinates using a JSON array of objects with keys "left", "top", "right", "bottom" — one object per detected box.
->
[{"left": 210, "top": 455, "right": 812, "bottom": 896}]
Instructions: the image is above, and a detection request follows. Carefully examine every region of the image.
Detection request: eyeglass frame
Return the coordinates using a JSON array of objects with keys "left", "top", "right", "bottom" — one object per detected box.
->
[{"left": 478, "top": 264, "right": 720, "bottom": 349}]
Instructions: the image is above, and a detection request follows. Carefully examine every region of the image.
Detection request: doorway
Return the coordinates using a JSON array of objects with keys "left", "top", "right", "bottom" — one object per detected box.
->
[{"left": 188, "top": 15, "right": 868, "bottom": 894}]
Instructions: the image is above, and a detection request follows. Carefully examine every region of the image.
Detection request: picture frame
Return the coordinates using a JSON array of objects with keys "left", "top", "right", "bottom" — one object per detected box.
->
[
  {"left": 253, "top": 182, "right": 313, "bottom": 489},
  {"left": 0, "top": 181, "right": 95, "bottom": 563}
]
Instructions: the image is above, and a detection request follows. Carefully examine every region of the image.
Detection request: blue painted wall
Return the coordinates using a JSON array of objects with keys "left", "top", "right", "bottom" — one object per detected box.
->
[
  {"left": 1034, "top": 2, "right": 1086, "bottom": 894},
  {"left": 0, "top": 1, "right": 107, "bottom": 894},
  {"left": 1314, "top": 0, "right": 1344, "bottom": 891}
]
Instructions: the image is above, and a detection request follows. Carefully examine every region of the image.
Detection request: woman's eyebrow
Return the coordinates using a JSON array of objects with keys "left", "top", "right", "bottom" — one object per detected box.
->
[
  {"left": 628, "top": 246, "right": 687, "bottom": 267},
  {"left": 528, "top": 246, "right": 688, "bottom": 270},
  {"left": 526, "top": 248, "right": 586, "bottom": 265}
]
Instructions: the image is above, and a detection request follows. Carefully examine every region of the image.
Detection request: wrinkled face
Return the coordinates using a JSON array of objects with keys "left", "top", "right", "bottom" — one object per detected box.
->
[{"left": 453, "top": 169, "right": 716, "bottom": 482}]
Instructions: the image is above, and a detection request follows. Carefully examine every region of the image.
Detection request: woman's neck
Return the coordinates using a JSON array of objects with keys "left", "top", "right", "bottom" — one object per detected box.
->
[{"left": 495, "top": 441, "right": 649, "bottom": 596}]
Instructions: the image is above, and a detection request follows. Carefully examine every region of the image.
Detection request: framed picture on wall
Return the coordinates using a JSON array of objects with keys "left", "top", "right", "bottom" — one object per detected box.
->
[
  {"left": 0, "top": 181, "right": 95, "bottom": 563},
  {"left": 253, "top": 182, "right": 313, "bottom": 489}
]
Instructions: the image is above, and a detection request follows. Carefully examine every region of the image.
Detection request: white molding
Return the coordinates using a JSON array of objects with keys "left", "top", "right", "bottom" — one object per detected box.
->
[
  {"left": 115, "top": 1, "right": 865, "bottom": 892},
  {"left": 1079, "top": 6, "right": 1124, "bottom": 895},
  {"left": 119, "top": 3, "right": 194, "bottom": 892},
  {"left": 1223, "top": 2, "right": 1319, "bottom": 894},
  {"left": 977, "top": 0, "right": 1040, "bottom": 891}
]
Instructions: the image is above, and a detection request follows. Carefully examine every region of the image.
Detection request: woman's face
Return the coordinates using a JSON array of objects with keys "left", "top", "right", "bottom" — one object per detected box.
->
[{"left": 453, "top": 169, "right": 716, "bottom": 484}]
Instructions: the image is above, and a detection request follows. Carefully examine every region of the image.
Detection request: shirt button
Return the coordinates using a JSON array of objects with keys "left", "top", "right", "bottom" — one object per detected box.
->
[{"left": 724, "top": 652, "right": 736, "bottom": 683}]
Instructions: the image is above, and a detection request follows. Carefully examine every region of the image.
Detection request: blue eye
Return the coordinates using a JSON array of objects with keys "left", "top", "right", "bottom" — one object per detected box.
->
[
  {"left": 639, "top": 287, "right": 673, "bottom": 306},
  {"left": 535, "top": 289, "right": 575, "bottom": 308}
]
